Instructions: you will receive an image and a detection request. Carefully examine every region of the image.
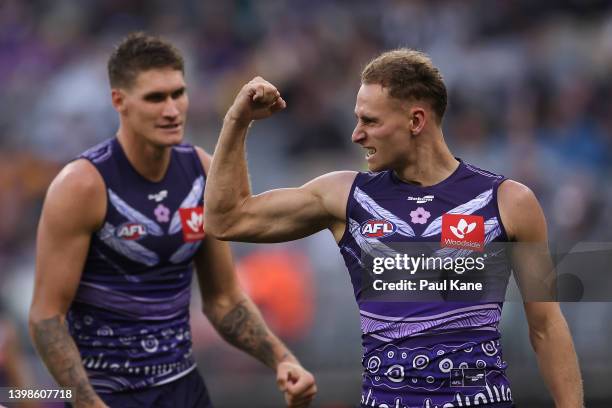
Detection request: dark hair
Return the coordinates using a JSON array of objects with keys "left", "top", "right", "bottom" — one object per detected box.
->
[
  {"left": 107, "top": 32, "right": 184, "bottom": 88},
  {"left": 361, "top": 49, "right": 447, "bottom": 122}
]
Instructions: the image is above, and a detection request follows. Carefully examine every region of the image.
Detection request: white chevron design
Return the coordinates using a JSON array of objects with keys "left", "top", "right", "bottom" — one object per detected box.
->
[
  {"left": 97, "top": 223, "right": 159, "bottom": 266},
  {"left": 169, "top": 176, "right": 205, "bottom": 235},
  {"left": 421, "top": 189, "right": 493, "bottom": 237},
  {"left": 169, "top": 242, "right": 202, "bottom": 264},
  {"left": 354, "top": 187, "right": 415, "bottom": 237},
  {"left": 108, "top": 189, "right": 163, "bottom": 236}
]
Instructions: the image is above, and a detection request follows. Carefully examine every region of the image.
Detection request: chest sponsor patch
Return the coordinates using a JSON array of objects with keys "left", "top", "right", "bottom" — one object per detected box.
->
[
  {"left": 179, "top": 207, "right": 205, "bottom": 242},
  {"left": 116, "top": 222, "right": 147, "bottom": 240},
  {"left": 441, "top": 214, "right": 484, "bottom": 251},
  {"left": 360, "top": 219, "right": 397, "bottom": 238}
]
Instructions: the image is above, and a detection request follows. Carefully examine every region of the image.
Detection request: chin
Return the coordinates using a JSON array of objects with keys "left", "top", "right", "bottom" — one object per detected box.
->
[
  {"left": 368, "top": 159, "right": 396, "bottom": 173},
  {"left": 167, "top": 136, "right": 184, "bottom": 146},
  {"left": 155, "top": 133, "right": 184, "bottom": 147},
  {"left": 366, "top": 162, "right": 385, "bottom": 173}
]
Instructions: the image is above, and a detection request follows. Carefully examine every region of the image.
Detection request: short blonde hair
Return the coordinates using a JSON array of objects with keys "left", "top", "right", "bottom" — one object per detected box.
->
[{"left": 361, "top": 49, "right": 447, "bottom": 122}]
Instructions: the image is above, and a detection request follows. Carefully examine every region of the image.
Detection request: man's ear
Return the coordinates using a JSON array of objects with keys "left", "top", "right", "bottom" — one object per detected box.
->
[
  {"left": 408, "top": 107, "right": 426, "bottom": 136},
  {"left": 111, "top": 88, "right": 126, "bottom": 114}
]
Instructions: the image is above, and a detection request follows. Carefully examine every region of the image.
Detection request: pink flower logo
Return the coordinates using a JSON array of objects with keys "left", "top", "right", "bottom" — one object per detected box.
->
[
  {"left": 410, "top": 207, "right": 431, "bottom": 225},
  {"left": 154, "top": 204, "right": 170, "bottom": 223}
]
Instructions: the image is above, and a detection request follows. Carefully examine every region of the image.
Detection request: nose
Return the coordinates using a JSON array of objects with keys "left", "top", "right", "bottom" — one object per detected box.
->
[
  {"left": 162, "top": 98, "right": 179, "bottom": 118},
  {"left": 352, "top": 124, "right": 365, "bottom": 144}
]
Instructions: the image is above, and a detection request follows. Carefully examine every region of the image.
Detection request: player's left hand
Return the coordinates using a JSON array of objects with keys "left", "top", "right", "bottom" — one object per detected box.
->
[{"left": 276, "top": 361, "right": 317, "bottom": 407}]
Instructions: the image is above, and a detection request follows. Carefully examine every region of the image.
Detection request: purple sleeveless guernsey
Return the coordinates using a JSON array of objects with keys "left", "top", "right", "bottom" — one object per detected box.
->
[
  {"left": 68, "top": 138, "right": 205, "bottom": 393},
  {"left": 338, "top": 160, "right": 514, "bottom": 408}
]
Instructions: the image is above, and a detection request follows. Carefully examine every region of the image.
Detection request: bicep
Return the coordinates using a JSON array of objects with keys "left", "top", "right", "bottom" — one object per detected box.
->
[
  {"left": 31, "top": 162, "right": 104, "bottom": 319},
  {"left": 211, "top": 171, "right": 355, "bottom": 243},
  {"left": 34, "top": 208, "right": 91, "bottom": 315},
  {"left": 197, "top": 145, "right": 318, "bottom": 241},
  {"left": 499, "top": 180, "right": 555, "bottom": 301},
  {"left": 239, "top": 187, "right": 332, "bottom": 242}
]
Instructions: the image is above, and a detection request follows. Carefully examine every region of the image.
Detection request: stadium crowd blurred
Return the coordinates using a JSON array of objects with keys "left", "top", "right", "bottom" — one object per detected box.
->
[{"left": 1, "top": 0, "right": 611, "bottom": 406}]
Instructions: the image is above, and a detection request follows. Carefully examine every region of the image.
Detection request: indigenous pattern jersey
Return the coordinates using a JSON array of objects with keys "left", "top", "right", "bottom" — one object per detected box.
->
[
  {"left": 68, "top": 138, "right": 206, "bottom": 393},
  {"left": 338, "top": 160, "right": 514, "bottom": 407}
]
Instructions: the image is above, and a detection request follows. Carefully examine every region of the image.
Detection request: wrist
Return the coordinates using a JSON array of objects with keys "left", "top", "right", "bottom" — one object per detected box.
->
[
  {"left": 224, "top": 110, "right": 252, "bottom": 129},
  {"left": 274, "top": 350, "right": 299, "bottom": 368}
]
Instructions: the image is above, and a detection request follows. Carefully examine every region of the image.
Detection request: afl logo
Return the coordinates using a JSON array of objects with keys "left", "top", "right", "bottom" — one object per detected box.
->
[
  {"left": 116, "top": 222, "right": 147, "bottom": 240},
  {"left": 360, "top": 219, "right": 397, "bottom": 238}
]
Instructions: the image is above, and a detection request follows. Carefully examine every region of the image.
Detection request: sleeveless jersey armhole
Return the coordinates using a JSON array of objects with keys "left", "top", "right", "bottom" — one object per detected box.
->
[
  {"left": 73, "top": 157, "right": 109, "bottom": 234},
  {"left": 493, "top": 177, "right": 510, "bottom": 242},
  {"left": 337, "top": 172, "right": 362, "bottom": 247},
  {"left": 191, "top": 147, "right": 207, "bottom": 179}
]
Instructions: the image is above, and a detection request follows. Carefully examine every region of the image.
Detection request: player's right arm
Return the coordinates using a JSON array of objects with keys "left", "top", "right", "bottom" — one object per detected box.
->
[
  {"left": 29, "top": 160, "right": 108, "bottom": 408},
  {"left": 205, "top": 77, "right": 355, "bottom": 243}
]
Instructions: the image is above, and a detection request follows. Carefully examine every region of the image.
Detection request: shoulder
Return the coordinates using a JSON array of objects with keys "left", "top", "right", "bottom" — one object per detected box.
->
[
  {"left": 304, "top": 171, "right": 358, "bottom": 222},
  {"left": 497, "top": 179, "right": 540, "bottom": 213},
  {"left": 43, "top": 159, "right": 106, "bottom": 230},
  {"left": 49, "top": 159, "right": 105, "bottom": 196},
  {"left": 497, "top": 179, "right": 546, "bottom": 241},
  {"left": 304, "top": 171, "right": 359, "bottom": 204},
  {"left": 305, "top": 171, "right": 358, "bottom": 190}
]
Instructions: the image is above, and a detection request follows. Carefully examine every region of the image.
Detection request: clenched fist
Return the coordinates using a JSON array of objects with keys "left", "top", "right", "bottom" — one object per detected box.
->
[
  {"left": 226, "top": 76, "right": 287, "bottom": 125},
  {"left": 276, "top": 361, "right": 317, "bottom": 408}
]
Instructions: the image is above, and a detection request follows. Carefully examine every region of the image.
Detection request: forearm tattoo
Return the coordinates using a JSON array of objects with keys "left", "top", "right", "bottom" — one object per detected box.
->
[
  {"left": 217, "top": 300, "right": 278, "bottom": 368},
  {"left": 31, "top": 316, "right": 98, "bottom": 407}
]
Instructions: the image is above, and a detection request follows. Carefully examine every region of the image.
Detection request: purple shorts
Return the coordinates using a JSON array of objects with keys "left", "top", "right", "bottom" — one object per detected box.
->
[{"left": 65, "top": 369, "right": 213, "bottom": 408}]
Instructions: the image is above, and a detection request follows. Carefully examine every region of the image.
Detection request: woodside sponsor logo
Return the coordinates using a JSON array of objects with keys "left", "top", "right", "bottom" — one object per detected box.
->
[{"left": 441, "top": 214, "right": 485, "bottom": 252}]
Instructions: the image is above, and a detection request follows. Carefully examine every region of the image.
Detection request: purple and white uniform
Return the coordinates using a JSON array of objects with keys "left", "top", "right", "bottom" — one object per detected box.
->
[
  {"left": 338, "top": 160, "right": 515, "bottom": 407},
  {"left": 68, "top": 138, "right": 206, "bottom": 393}
]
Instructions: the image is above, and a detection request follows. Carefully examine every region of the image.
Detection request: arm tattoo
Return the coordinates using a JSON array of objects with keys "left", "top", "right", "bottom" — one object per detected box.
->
[
  {"left": 217, "top": 300, "right": 278, "bottom": 368},
  {"left": 31, "top": 316, "right": 98, "bottom": 407}
]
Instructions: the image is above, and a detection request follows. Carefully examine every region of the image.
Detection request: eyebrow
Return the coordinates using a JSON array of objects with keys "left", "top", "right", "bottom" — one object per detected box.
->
[
  {"left": 355, "top": 112, "right": 376, "bottom": 122},
  {"left": 143, "top": 86, "right": 186, "bottom": 100}
]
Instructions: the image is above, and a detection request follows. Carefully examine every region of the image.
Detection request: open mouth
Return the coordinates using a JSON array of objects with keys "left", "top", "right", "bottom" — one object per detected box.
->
[
  {"left": 157, "top": 123, "right": 181, "bottom": 131},
  {"left": 365, "top": 147, "right": 377, "bottom": 159}
]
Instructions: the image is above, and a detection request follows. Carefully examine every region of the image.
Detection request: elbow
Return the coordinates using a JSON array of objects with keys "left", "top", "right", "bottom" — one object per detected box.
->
[
  {"left": 527, "top": 311, "right": 569, "bottom": 351},
  {"left": 201, "top": 289, "right": 244, "bottom": 319},
  {"left": 28, "top": 305, "right": 43, "bottom": 333},
  {"left": 28, "top": 304, "right": 65, "bottom": 340},
  {"left": 205, "top": 212, "right": 245, "bottom": 241},
  {"left": 205, "top": 217, "right": 234, "bottom": 241},
  {"left": 28, "top": 308, "right": 44, "bottom": 343},
  {"left": 528, "top": 327, "right": 545, "bottom": 351},
  {"left": 528, "top": 319, "right": 562, "bottom": 352},
  {"left": 211, "top": 231, "right": 234, "bottom": 241},
  {"left": 205, "top": 196, "right": 253, "bottom": 241}
]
